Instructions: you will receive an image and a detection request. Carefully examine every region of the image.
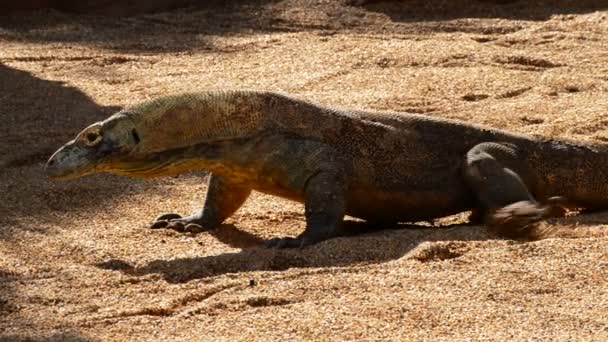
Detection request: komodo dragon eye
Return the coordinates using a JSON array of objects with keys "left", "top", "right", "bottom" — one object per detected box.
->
[{"left": 81, "top": 128, "right": 103, "bottom": 147}]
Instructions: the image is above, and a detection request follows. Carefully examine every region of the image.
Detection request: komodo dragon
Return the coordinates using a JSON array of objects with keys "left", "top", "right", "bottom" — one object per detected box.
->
[{"left": 46, "top": 90, "right": 597, "bottom": 248}]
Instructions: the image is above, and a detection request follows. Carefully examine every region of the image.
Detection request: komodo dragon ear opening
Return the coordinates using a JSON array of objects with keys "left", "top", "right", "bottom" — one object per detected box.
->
[{"left": 131, "top": 129, "right": 140, "bottom": 144}]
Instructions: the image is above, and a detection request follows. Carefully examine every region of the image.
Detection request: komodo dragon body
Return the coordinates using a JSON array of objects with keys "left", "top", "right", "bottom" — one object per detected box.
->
[{"left": 46, "top": 91, "right": 606, "bottom": 247}]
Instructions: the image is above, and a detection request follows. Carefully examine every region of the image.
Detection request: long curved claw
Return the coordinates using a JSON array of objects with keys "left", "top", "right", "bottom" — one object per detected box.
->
[
  {"left": 150, "top": 220, "right": 169, "bottom": 229},
  {"left": 185, "top": 223, "right": 209, "bottom": 234},
  {"left": 155, "top": 213, "right": 182, "bottom": 221},
  {"left": 150, "top": 213, "right": 214, "bottom": 234},
  {"left": 546, "top": 196, "right": 568, "bottom": 218},
  {"left": 150, "top": 213, "right": 183, "bottom": 229},
  {"left": 166, "top": 221, "right": 186, "bottom": 232}
]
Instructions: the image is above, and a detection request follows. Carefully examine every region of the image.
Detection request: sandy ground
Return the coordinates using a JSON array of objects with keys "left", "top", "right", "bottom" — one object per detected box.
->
[{"left": 1, "top": 1, "right": 608, "bottom": 340}]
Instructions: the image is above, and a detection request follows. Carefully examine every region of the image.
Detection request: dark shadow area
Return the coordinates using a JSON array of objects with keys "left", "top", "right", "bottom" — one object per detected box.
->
[
  {"left": 0, "top": 0, "right": 191, "bottom": 16},
  {"left": 0, "top": 269, "right": 20, "bottom": 328},
  {"left": 0, "top": 269, "right": 89, "bottom": 341},
  {"left": 209, "top": 224, "right": 267, "bottom": 249},
  {"left": 0, "top": 0, "right": 605, "bottom": 54},
  {"left": 0, "top": 61, "right": 102, "bottom": 327},
  {"left": 0, "top": 332, "right": 88, "bottom": 342},
  {"left": 0, "top": 0, "right": 269, "bottom": 16},
  {"left": 358, "top": 0, "right": 608, "bottom": 22},
  {"left": 0, "top": 63, "right": 119, "bottom": 168},
  {"left": 98, "top": 209, "right": 608, "bottom": 283},
  {"left": 0, "top": 63, "right": 156, "bottom": 239},
  {"left": 0, "top": 1, "right": 286, "bottom": 54},
  {"left": 97, "top": 221, "right": 491, "bottom": 283}
]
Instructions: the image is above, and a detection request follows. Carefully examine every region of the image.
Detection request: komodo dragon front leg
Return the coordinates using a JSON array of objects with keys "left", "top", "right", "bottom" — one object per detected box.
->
[
  {"left": 265, "top": 170, "right": 347, "bottom": 248},
  {"left": 151, "top": 174, "right": 252, "bottom": 233},
  {"left": 151, "top": 136, "right": 348, "bottom": 248},
  {"left": 152, "top": 170, "right": 347, "bottom": 248},
  {"left": 464, "top": 142, "right": 566, "bottom": 238}
]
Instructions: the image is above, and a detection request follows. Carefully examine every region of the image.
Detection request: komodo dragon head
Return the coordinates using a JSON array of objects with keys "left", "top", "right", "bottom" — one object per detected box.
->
[
  {"left": 45, "top": 113, "right": 141, "bottom": 180},
  {"left": 45, "top": 92, "right": 267, "bottom": 180}
]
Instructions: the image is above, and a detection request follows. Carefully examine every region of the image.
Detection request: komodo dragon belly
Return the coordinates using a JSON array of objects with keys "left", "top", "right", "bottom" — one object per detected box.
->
[
  {"left": 345, "top": 183, "right": 476, "bottom": 222},
  {"left": 249, "top": 152, "right": 477, "bottom": 223},
  {"left": 250, "top": 179, "right": 476, "bottom": 223}
]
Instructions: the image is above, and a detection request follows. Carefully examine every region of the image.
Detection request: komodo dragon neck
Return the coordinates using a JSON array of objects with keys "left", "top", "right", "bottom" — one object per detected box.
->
[{"left": 109, "top": 91, "right": 349, "bottom": 179}]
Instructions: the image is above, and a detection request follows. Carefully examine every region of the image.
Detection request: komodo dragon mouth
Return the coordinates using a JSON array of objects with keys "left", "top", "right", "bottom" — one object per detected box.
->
[{"left": 46, "top": 141, "right": 190, "bottom": 180}]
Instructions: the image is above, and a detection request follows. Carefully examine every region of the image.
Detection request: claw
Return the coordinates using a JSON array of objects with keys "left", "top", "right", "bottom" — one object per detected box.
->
[
  {"left": 150, "top": 213, "right": 213, "bottom": 234},
  {"left": 546, "top": 196, "right": 567, "bottom": 218},
  {"left": 155, "top": 213, "right": 182, "bottom": 221},
  {"left": 150, "top": 220, "right": 169, "bottom": 229},
  {"left": 166, "top": 221, "right": 186, "bottom": 232},
  {"left": 185, "top": 223, "right": 206, "bottom": 234}
]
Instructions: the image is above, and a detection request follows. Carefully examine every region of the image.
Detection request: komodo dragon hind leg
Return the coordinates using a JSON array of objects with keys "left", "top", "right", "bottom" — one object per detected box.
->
[
  {"left": 150, "top": 173, "right": 251, "bottom": 234},
  {"left": 464, "top": 142, "right": 566, "bottom": 239},
  {"left": 265, "top": 170, "right": 346, "bottom": 248}
]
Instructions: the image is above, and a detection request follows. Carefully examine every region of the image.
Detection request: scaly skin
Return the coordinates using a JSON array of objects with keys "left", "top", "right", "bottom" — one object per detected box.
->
[{"left": 46, "top": 91, "right": 608, "bottom": 247}]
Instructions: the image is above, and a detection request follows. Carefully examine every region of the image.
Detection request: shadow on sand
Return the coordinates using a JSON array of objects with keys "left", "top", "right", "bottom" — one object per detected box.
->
[
  {"left": 0, "top": 63, "right": 119, "bottom": 168},
  {"left": 96, "top": 209, "right": 608, "bottom": 284},
  {"left": 97, "top": 220, "right": 496, "bottom": 283},
  {"left": 358, "top": 0, "right": 607, "bottom": 22},
  {"left": 0, "top": 64, "right": 159, "bottom": 239},
  {"left": 1, "top": 1, "right": 607, "bottom": 54},
  {"left": 0, "top": 1, "right": 284, "bottom": 54},
  {"left": 0, "top": 332, "right": 89, "bottom": 342},
  {"left": 0, "top": 268, "right": 91, "bottom": 341}
]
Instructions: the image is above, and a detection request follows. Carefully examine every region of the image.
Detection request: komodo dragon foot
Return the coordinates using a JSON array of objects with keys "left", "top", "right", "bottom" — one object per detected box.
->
[
  {"left": 150, "top": 213, "right": 212, "bottom": 234},
  {"left": 487, "top": 197, "right": 567, "bottom": 239},
  {"left": 465, "top": 142, "right": 569, "bottom": 239}
]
